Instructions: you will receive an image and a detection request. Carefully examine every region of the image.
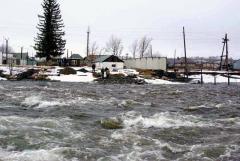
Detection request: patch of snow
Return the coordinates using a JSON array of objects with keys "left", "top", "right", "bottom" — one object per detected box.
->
[
  {"left": 0, "top": 77, "right": 6, "bottom": 81},
  {"left": 72, "top": 66, "right": 93, "bottom": 72},
  {"left": 110, "top": 69, "right": 139, "bottom": 76},
  {"left": 145, "top": 78, "right": 183, "bottom": 85},
  {"left": 48, "top": 72, "right": 95, "bottom": 83},
  {"left": 0, "top": 66, "right": 28, "bottom": 75}
]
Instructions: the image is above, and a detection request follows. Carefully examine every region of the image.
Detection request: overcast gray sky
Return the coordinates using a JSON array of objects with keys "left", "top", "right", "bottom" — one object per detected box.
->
[{"left": 0, "top": 0, "right": 239, "bottom": 58}]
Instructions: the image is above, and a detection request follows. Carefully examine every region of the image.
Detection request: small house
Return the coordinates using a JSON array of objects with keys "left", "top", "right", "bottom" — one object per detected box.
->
[
  {"left": 233, "top": 59, "right": 240, "bottom": 71},
  {"left": 13, "top": 53, "right": 28, "bottom": 66},
  {"left": 68, "top": 54, "right": 83, "bottom": 66},
  {"left": 95, "top": 55, "right": 124, "bottom": 71}
]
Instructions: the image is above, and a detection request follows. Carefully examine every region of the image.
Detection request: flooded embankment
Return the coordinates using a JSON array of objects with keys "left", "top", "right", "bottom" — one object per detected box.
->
[{"left": 0, "top": 81, "right": 239, "bottom": 161}]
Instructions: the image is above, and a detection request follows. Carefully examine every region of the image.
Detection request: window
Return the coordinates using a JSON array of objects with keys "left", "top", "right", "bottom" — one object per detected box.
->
[{"left": 112, "top": 64, "right": 116, "bottom": 67}]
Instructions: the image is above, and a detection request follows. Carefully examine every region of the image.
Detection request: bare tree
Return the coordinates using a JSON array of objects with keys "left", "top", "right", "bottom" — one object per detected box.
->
[
  {"left": 138, "top": 36, "right": 152, "bottom": 58},
  {"left": 90, "top": 41, "right": 98, "bottom": 55},
  {"left": 130, "top": 40, "right": 138, "bottom": 58},
  {"left": 106, "top": 35, "right": 123, "bottom": 56},
  {"left": 98, "top": 48, "right": 105, "bottom": 56}
]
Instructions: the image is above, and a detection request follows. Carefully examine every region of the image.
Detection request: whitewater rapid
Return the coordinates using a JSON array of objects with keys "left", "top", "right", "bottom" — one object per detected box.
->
[{"left": 0, "top": 81, "right": 239, "bottom": 161}]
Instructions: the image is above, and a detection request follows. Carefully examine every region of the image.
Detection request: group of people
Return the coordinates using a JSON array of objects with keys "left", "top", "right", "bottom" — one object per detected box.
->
[
  {"left": 101, "top": 67, "right": 110, "bottom": 79},
  {"left": 91, "top": 64, "right": 110, "bottom": 79}
]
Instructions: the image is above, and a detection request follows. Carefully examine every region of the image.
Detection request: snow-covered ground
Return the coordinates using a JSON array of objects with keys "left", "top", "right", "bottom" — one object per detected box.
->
[
  {"left": 48, "top": 71, "right": 95, "bottom": 83},
  {"left": 1, "top": 65, "right": 239, "bottom": 84},
  {"left": 0, "top": 66, "right": 28, "bottom": 75},
  {"left": 144, "top": 78, "right": 183, "bottom": 85},
  {"left": 189, "top": 74, "right": 240, "bottom": 83},
  {"left": 111, "top": 69, "right": 140, "bottom": 76},
  {"left": 0, "top": 77, "right": 7, "bottom": 81}
]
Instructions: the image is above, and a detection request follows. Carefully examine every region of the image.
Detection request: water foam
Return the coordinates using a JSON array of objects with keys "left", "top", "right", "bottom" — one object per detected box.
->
[
  {"left": 121, "top": 111, "right": 212, "bottom": 129},
  {"left": 22, "top": 96, "right": 67, "bottom": 109},
  {"left": 0, "top": 148, "right": 78, "bottom": 161}
]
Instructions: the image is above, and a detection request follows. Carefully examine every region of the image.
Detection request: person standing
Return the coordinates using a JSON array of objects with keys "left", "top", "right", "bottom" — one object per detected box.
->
[
  {"left": 92, "top": 64, "right": 96, "bottom": 73},
  {"left": 101, "top": 68, "right": 105, "bottom": 79},
  {"left": 105, "top": 67, "right": 110, "bottom": 79}
]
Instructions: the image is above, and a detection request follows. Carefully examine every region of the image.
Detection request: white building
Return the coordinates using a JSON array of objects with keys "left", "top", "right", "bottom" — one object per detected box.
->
[
  {"left": 233, "top": 59, "right": 240, "bottom": 71},
  {"left": 95, "top": 55, "right": 124, "bottom": 71},
  {"left": 124, "top": 57, "right": 167, "bottom": 71}
]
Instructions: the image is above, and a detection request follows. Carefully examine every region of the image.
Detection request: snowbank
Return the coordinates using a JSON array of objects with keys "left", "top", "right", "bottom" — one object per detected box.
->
[
  {"left": 48, "top": 71, "right": 95, "bottom": 83},
  {"left": 117, "top": 69, "right": 139, "bottom": 76},
  {"left": 145, "top": 78, "right": 183, "bottom": 85},
  {"left": 0, "top": 77, "right": 7, "bottom": 81}
]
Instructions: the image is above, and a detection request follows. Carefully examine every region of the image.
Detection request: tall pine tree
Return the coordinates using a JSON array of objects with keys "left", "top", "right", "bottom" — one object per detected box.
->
[{"left": 34, "top": 0, "right": 66, "bottom": 61}]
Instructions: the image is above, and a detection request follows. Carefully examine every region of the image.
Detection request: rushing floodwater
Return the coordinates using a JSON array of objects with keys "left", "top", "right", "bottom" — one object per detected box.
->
[{"left": 0, "top": 81, "right": 239, "bottom": 161}]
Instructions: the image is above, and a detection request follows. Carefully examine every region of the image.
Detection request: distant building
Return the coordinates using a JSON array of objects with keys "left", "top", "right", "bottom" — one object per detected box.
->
[
  {"left": 2, "top": 53, "right": 14, "bottom": 65},
  {"left": 233, "top": 59, "right": 240, "bottom": 71},
  {"left": 95, "top": 55, "right": 124, "bottom": 71},
  {"left": 12, "top": 53, "right": 29, "bottom": 66},
  {"left": 124, "top": 57, "right": 167, "bottom": 71},
  {"left": 68, "top": 54, "right": 83, "bottom": 66},
  {"left": 27, "top": 57, "right": 37, "bottom": 66},
  {"left": 83, "top": 55, "right": 98, "bottom": 66}
]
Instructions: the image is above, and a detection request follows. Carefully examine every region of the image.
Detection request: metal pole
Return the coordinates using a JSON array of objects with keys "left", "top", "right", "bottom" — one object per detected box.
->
[
  {"left": 183, "top": 27, "right": 188, "bottom": 79},
  {"left": 87, "top": 26, "right": 90, "bottom": 57},
  {"left": 5, "top": 39, "right": 8, "bottom": 64}
]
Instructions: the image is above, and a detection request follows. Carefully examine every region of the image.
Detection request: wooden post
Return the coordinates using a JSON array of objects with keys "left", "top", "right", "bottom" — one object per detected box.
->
[{"left": 228, "top": 72, "right": 230, "bottom": 85}]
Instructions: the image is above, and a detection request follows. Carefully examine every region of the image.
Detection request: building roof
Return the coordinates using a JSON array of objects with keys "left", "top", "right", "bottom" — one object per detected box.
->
[
  {"left": 95, "top": 55, "right": 124, "bottom": 63},
  {"left": 233, "top": 59, "right": 240, "bottom": 63},
  {"left": 69, "top": 54, "right": 83, "bottom": 60}
]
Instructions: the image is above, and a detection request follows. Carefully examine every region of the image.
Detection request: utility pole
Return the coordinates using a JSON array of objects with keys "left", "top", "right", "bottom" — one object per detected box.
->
[
  {"left": 67, "top": 49, "right": 69, "bottom": 59},
  {"left": 183, "top": 27, "right": 188, "bottom": 79},
  {"left": 1, "top": 40, "right": 4, "bottom": 64},
  {"left": 87, "top": 26, "right": 90, "bottom": 57},
  {"left": 174, "top": 49, "right": 176, "bottom": 69},
  {"left": 219, "top": 39, "right": 226, "bottom": 71},
  {"left": 150, "top": 45, "right": 153, "bottom": 58},
  {"left": 225, "top": 34, "right": 229, "bottom": 72},
  {"left": 225, "top": 34, "right": 230, "bottom": 85},
  {"left": 5, "top": 39, "right": 9, "bottom": 64},
  {"left": 21, "top": 47, "right": 23, "bottom": 60},
  {"left": 219, "top": 34, "right": 229, "bottom": 71}
]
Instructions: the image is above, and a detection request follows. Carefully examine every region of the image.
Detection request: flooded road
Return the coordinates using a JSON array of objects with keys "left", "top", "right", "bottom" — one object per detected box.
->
[{"left": 0, "top": 81, "right": 239, "bottom": 161}]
